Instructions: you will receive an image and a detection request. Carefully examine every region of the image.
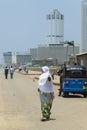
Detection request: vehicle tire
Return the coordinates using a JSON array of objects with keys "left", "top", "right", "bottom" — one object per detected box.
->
[
  {"left": 63, "top": 92, "right": 69, "bottom": 97},
  {"left": 83, "top": 94, "right": 87, "bottom": 98}
]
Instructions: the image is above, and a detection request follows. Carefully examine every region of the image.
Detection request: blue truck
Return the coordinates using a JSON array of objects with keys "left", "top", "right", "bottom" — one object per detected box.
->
[{"left": 60, "top": 65, "right": 87, "bottom": 97}]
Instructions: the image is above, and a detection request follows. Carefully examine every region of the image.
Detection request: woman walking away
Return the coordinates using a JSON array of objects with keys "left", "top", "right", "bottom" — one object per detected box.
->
[{"left": 38, "top": 66, "right": 54, "bottom": 121}]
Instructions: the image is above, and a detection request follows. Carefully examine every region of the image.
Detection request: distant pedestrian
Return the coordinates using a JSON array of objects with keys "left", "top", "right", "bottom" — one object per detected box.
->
[
  {"left": 9, "top": 66, "right": 14, "bottom": 79},
  {"left": 37, "top": 66, "right": 54, "bottom": 121},
  {"left": 57, "top": 64, "right": 65, "bottom": 96},
  {"left": 4, "top": 66, "right": 9, "bottom": 79},
  {"left": 58, "top": 72, "right": 64, "bottom": 96}
]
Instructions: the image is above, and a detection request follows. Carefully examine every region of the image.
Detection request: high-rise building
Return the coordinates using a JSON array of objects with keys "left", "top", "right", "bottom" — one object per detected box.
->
[
  {"left": 30, "top": 9, "right": 79, "bottom": 64},
  {"left": 82, "top": 0, "right": 87, "bottom": 52},
  {"left": 46, "top": 9, "right": 64, "bottom": 44}
]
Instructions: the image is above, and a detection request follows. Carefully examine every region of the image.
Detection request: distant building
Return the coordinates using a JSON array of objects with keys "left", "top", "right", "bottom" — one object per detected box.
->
[
  {"left": 46, "top": 9, "right": 64, "bottom": 44},
  {"left": 16, "top": 52, "right": 32, "bottom": 66},
  {"left": 3, "top": 52, "right": 16, "bottom": 66},
  {"left": 29, "top": 48, "right": 37, "bottom": 60},
  {"left": 32, "top": 58, "right": 58, "bottom": 66},
  {"left": 3, "top": 51, "right": 32, "bottom": 66},
  {"left": 29, "top": 9, "right": 79, "bottom": 65},
  {"left": 30, "top": 43, "right": 79, "bottom": 65},
  {"left": 37, "top": 43, "right": 79, "bottom": 64},
  {"left": 81, "top": 0, "right": 87, "bottom": 52},
  {"left": 76, "top": 52, "right": 87, "bottom": 67}
]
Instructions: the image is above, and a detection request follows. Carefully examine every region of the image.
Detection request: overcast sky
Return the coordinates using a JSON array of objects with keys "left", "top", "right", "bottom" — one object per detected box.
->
[{"left": 0, "top": 0, "right": 81, "bottom": 62}]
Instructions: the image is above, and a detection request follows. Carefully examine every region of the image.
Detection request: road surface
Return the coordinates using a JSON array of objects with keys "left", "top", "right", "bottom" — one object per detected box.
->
[{"left": 0, "top": 69, "right": 87, "bottom": 130}]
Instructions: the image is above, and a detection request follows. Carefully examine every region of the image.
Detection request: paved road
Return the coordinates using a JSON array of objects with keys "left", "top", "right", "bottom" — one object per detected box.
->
[{"left": 0, "top": 69, "right": 87, "bottom": 130}]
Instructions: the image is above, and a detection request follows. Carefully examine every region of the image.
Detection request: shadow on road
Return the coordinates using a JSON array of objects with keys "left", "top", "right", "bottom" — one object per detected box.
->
[
  {"left": 62, "top": 94, "right": 84, "bottom": 98},
  {"left": 41, "top": 118, "right": 56, "bottom": 122}
]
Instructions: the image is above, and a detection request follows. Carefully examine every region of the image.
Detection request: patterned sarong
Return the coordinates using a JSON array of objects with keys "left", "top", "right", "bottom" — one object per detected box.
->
[{"left": 39, "top": 92, "right": 53, "bottom": 119}]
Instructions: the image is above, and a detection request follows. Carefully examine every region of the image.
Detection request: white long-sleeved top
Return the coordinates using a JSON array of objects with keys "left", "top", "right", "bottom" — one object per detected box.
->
[{"left": 38, "top": 72, "right": 54, "bottom": 93}]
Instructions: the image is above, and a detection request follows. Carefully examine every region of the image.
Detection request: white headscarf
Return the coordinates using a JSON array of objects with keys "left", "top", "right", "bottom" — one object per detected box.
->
[
  {"left": 38, "top": 66, "right": 53, "bottom": 92},
  {"left": 42, "top": 66, "right": 49, "bottom": 73}
]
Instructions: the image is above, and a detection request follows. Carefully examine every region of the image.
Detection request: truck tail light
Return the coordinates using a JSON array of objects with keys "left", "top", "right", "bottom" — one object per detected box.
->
[
  {"left": 66, "top": 81, "right": 69, "bottom": 85},
  {"left": 84, "top": 81, "right": 87, "bottom": 86}
]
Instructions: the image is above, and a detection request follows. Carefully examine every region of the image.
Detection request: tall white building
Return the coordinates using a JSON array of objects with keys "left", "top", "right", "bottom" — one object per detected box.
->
[
  {"left": 82, "top": 0, "right": 87, "bottom": 52},
  {"left": 46, "top": 9, "right": 64, "bottom": 44},
  {"left": 30, "top": 9, "right": 79, "bottom": 64}
]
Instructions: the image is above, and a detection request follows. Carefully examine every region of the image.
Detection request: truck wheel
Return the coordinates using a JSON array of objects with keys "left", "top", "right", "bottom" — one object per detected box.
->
[
  {"left": 83, "top": 94, "right": 87, "bottom": 98},
  {"left": 63, "top": 92, "right": 68, "bottom": 97}
]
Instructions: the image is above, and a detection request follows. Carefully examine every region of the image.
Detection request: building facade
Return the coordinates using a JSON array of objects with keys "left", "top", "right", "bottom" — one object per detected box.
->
[
  {"left": 16, "top": 52, "right": 32, "bottom": 66},
  {"left": 37, "top": 44, "right": 79, "bottom": 64},
  {"left": 76, "top": 52, "right": 87, "bottom": 67},
  {"left": 46, "top": 9, "right": 64, "bottom": 44},
  {"left": 3, "top": 52, "right": 16, "bottom": 66},
  {"left": 29, "top": 48, "right": 37, "bottom": 60},
  {"left": 3, "top": 52, "right": 32, "bottom": 66},
  {"left": 82, "top": 0, "right": 87, "bottom": 52}
]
